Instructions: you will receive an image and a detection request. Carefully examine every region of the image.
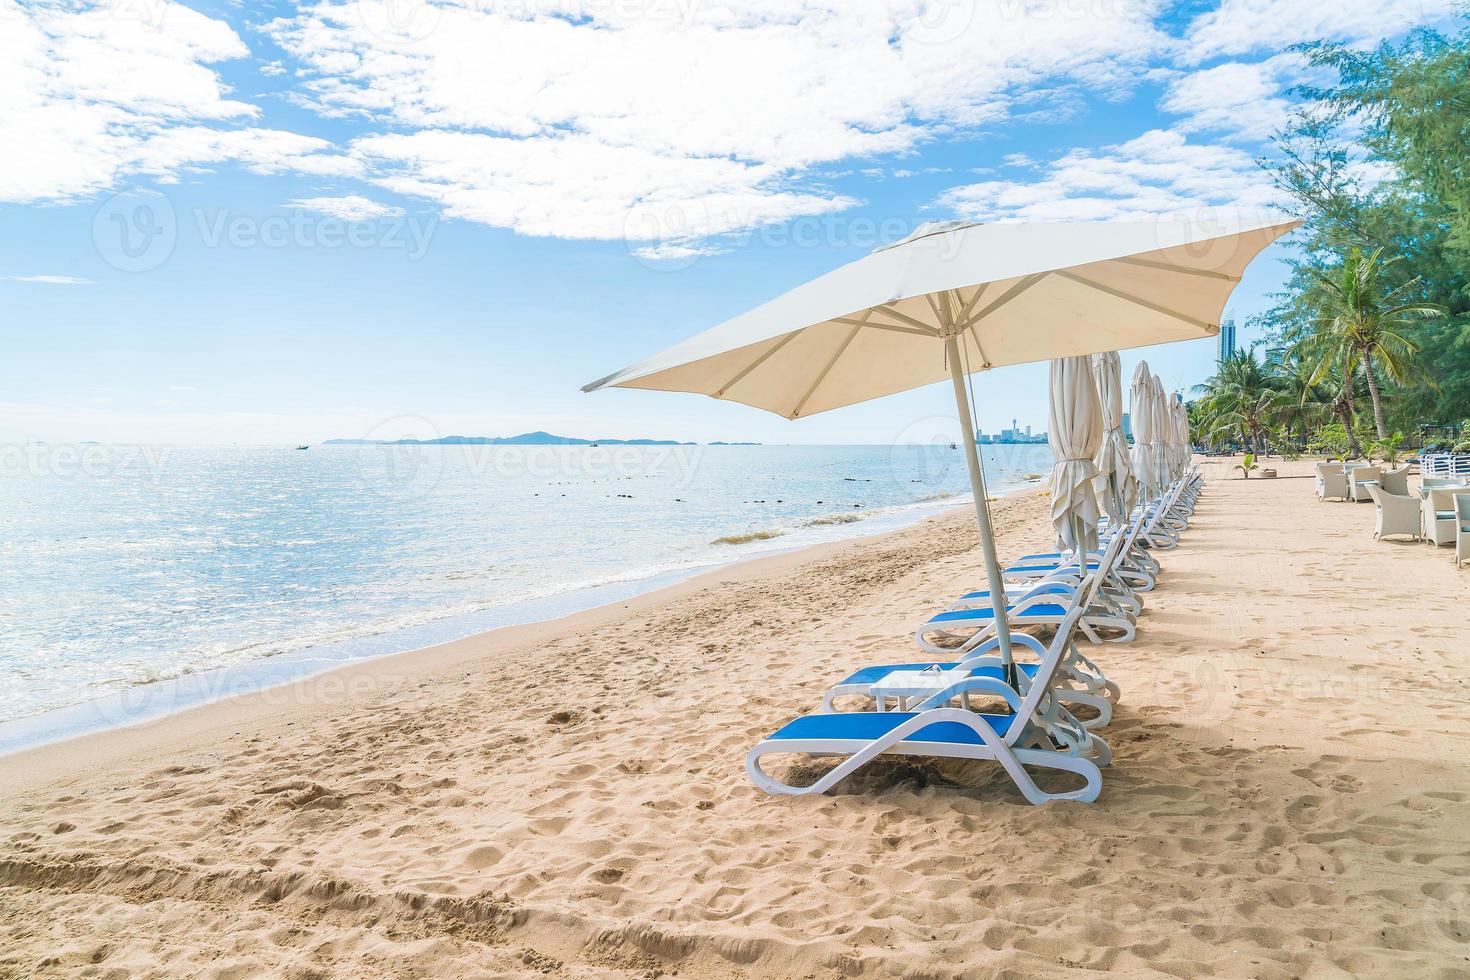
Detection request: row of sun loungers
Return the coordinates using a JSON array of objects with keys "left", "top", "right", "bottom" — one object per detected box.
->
[{"left": 745, "top": 470, "right": 1204, "bottom": 804}]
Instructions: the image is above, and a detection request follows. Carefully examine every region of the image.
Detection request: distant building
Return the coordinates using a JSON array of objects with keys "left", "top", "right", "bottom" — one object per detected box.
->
[
  {"left": 976, "top": 417, "right": 1048, "bottom": 444},
  {"left": 1217, "top": 320, "right": 1237, "bottom": 365},
  {"left": 1121, "top": 412, "right": 1132, "bottom": 441}
]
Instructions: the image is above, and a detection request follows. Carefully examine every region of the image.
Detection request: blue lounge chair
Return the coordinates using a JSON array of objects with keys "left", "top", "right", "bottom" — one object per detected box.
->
[
  {"left": 820, "top": 606, "right": 1118, "bottom": 729},
  {"left": 747, "top": 606, "right": 1106, "bottom": 804}
]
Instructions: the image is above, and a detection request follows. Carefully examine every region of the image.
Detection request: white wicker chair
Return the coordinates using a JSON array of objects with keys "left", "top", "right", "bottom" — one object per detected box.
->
[
  {"left": 1457, "top": 495, "right": 1470, "bottom": 569},
  {"left": 1424, "top": 488, "right": 1467, "bottom": 548},
  {"left": 1379, "top": 464, "right": 1413, "bottom": 495},
  {"left": 1316, "top": 462, "right": 1349, "bottom": 501},
  {"left": 1349, "top": 466, "right": 1382, "bottom": 502},
  {"left": 1367, "top": 485, "right": 1421, "bottom": 541}
]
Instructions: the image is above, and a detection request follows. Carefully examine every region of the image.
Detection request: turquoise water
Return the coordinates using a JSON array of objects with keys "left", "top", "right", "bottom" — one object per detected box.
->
[{"left": 0, "top": 442, "right": 1052, "bottom": 735}]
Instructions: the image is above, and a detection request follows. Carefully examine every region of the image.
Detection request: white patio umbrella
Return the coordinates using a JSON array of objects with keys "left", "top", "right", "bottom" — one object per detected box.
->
[
  {"left": 1130, "top": 362, "right": 1158, "bottom": 500},
  {"left": 585, "top": 213, "right": 1298, "bottom": 680},
  {"left": 1047, "top": 356, "right": 1103, "bottom": 555},
  {"left": 1177, "top": 400, "right": 1193, "bottom": 466},
  {"left": 1170, "top": 392, "right": 1186, "bottom": 476},
  {"left": 1150, "top": 375, "right": 1173, "bottom": 489},
  {"left": 1090, "top": 351, "right": 1136, "bottom": 528},
  {"left": 1170, "top": 398, "right": 1185, "bottom": 473}
]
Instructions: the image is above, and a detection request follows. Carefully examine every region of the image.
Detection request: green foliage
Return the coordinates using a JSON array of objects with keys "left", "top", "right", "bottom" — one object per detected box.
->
[
  {"left": 1293, "top": 247, "right": 1442, "bottom": 438},
  {"left": 1192, "top": 347, "right": 1287, "bottom": 452},
  {"left": 1454, "top": 440, "right": 1470, "bottom": 454},
  {"left": 1234, "top": 453, "right": 1259, "bottom": 479},
  {"left": 1367, "top": 431, "right": 1406, "bottom": 465},
  {"left": 1258, "top": 19, "right": 1470, "bottom": 431},
  {"left": 1307, "top": 422, "right": 1353, "bottom": 459}
]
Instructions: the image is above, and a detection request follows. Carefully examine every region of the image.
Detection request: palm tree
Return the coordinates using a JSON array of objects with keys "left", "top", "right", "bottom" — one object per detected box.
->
[
  {"left": 1265, "top": 346, "right": 1333, "bottom": 448},
  {"left": 1303, "top": 247, "right": 1442, "bottom": 439},
  {"left": 1193, "top": 349, "right": 1287, "bottom": 454}
]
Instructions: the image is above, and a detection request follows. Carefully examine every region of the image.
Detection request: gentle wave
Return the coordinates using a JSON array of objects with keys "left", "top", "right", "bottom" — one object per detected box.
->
[{"left": 0, "top": 443, "right": 1052, "bottom": 725}]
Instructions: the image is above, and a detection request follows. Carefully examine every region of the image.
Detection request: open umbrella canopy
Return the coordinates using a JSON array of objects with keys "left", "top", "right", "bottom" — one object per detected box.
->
[
  {"left": 584, "top": 214, "right": 1300, "bottom": 416},
  {"left": 586, "top": 213, "right": 1298, "bottom": 677},
  {"left": 1047, "top": 356, "right": 1103, "bottom": 553},
  {"left": 1091, "top": 351, "right": 1136, "bottom": 526}
]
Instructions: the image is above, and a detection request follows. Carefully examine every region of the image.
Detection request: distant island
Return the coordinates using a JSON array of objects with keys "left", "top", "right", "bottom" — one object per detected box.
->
[{"left": 324, "top": 430, "right": 696, "bottom": 446}]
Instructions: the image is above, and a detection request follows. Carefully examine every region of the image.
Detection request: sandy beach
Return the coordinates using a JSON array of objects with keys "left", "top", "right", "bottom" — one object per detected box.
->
[{"left": 3, "top": 458, "right": 1469, "bottom": 978}]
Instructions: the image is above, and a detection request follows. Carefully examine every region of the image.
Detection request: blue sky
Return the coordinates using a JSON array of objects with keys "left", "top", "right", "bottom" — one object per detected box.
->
[{"left": 2, "top": 0, "right": 1456, "bottom": 445}]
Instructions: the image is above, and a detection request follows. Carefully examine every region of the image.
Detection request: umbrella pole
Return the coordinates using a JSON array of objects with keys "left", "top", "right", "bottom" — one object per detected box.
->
[{"left": 945, "top": 336, "right": 1016, "bottom": 690}]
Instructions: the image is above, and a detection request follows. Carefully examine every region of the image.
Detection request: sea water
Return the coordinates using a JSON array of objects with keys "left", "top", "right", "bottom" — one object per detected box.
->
[{"left": 0, "top": 442, "right": 1052, "bottom": 748}]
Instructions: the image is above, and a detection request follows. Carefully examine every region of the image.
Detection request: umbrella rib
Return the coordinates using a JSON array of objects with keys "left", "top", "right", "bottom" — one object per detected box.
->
[
  {"left": 714, "top": 331, "right": 800, "bottom": 397},
  {"left": 790, "top": 323, "right": 863, "bottom": 418},
  {"left": 953, "top": 284, "right": 988, "bottom": 326},
  {"left": 925, "top": 292, "right": 947, "bottom": 328},
  {"left": 830, "top": 316, "right": 933, "bottom": 338},
  {"left": 869, "top": 304, "right": 941, "bottom": 335},
  {"left": 963, "top": 273, "right": 1047, "bottom": 329},
  {"left": 1055, "top": 270, "right": 1216, "bottom": 332},
  {"left": 1114, "top": 256, "right": 1239, "bottom": 281}
]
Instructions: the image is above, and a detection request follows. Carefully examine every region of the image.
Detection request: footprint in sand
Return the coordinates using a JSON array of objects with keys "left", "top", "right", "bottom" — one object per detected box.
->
[{"left": 464, "top": 845, "right": 504, "bottom": 870}]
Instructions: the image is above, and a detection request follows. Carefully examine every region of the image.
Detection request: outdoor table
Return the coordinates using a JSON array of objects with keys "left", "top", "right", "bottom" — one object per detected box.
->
[{"left": 869, "top": 668, "right": 975, "bottom": 712}]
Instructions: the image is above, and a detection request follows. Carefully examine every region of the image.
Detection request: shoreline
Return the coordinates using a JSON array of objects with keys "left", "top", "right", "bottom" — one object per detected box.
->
[
  {"left": 0, "top": 492, "right": 1013, "bottom": 791},
  {"left": 0, "top": 482, "right": 1009, "bottom": 760}
]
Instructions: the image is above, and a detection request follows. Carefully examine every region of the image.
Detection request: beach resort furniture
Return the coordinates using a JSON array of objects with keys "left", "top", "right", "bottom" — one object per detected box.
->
[
  {"left": 1348, "top": 466, "right": 1382, "bottom": 502},
  {"left": 920, "top": 546, "right": 1136, "bottom": 648},
  {"left": 1422, "top": 486, "right": 1470, "bottom": 548},
  {"left": 586, "top": 217, "right": 1299, "bottom": 697},
  {"left": 819, "top": 597, "right": 1119, "bottom": 729},
  {"left": 996, "top": 514, "right": 1149, "bottom": 613},
  {"left": 1379, "top": 464, "right": 1413, "bottom": 495},
  {"left": 747, "top": 606, "right": 1108, "bottom": 803},
  {"left": 1366, "top": 484, "right": 1422, "bottom": 542},
  {"left": 1457, "top": 495, "right": 1470, "bottom": 568},
  {"left": 1316, "top": 463, "right": 1349, "bottom": 501},
  {"left": 972, "top": 514, "right": 1145, "bottom": 605},
  {"left": 1422, "top": 453, "right": 1470, "bottom": 480}
]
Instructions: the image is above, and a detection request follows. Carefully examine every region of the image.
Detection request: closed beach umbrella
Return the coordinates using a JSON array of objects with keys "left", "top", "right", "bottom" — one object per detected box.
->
[
  {"left": 1170, "top": 393, "right": 1181, "bottom": 478},
  {"left": 1090, "top": 351, "right": 1136, "bottom": 527},
  {"left": 1130, "top": 362, "right": 1157, "bottom": 500},
  {"left": 1177, "top": 400, "right": 1192, "bottom": 466},
  {"left": 1169, "top": 399, "right": 1182, "bottom": 473},
  {"left": 1047, "top": 356, "right": 1103, "bottom": 555},
  {"left": 586, "top": 213, "right": 1298, "bottom": 677},
  {"left": 1150, "top": 375, "right": 1173, "bottom": 489}
]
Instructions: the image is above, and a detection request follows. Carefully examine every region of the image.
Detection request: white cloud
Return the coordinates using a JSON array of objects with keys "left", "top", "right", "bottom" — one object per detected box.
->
[
  {"left": 262, "top": 0, "right": 1175, "bottom": 241},
  {"left": 4, "top": 274, "right": 96, "bottom": 285},
  {"left": 632, "top": 242, "right": 726, "bottom": 262},
  {"left": 287, "top": 194, "right": 404, "bottom": 220},
  {"left": 1182, "top": 0, "right": 1464, "bottom": 63},
  {"left": 352, "top": 130, "right": 858, "bottom": 245},
  {"left": 0, "top": 0, "right": 350, "bottom": 203},
  {"left": 1160, "top": 54, "right": 1308, "bottom": 142},
  {"left": 937, "top": 129, "right": 1281, "bottom": 222}
]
